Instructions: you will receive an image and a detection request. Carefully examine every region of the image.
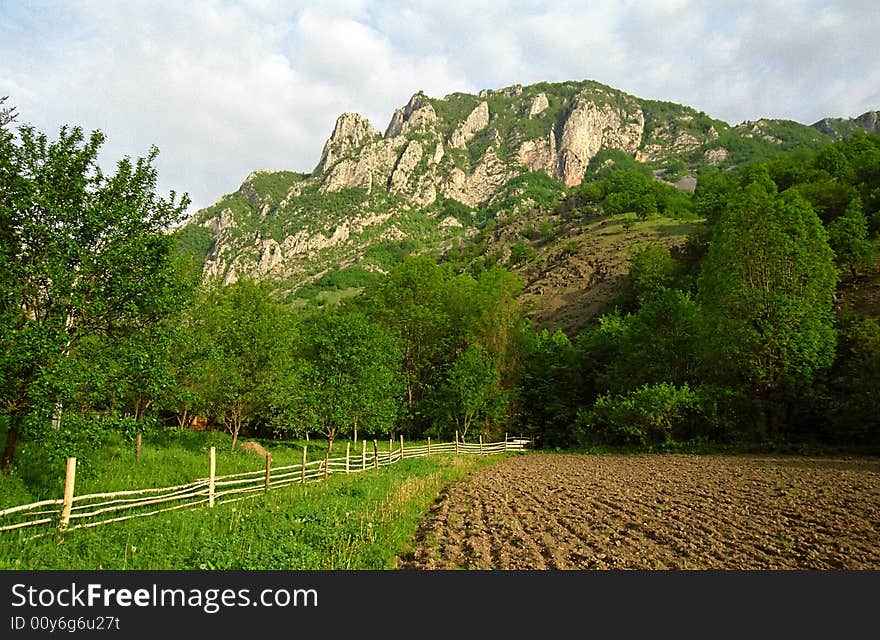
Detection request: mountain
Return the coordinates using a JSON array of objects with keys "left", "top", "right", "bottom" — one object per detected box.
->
[
  {"left": 176, "top": 79, "right": 877, "bottom": 330},
  {"left": 812, "top": 110, "right": 880, "bottom": 140}
]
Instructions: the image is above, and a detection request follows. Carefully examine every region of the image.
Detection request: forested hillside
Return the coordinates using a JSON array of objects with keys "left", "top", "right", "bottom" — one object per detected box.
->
[{"left": 2, "top": 92, "right": 879, "bottom": 485}]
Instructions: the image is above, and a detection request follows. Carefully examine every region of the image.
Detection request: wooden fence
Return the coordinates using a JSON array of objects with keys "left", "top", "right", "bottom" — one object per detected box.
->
[{"left": 0, "top": 433, "right": 531, "bottom": 537}]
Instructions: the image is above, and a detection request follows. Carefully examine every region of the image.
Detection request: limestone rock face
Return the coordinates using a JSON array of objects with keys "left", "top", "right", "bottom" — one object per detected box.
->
[
  {"left": 389, "top": 140, "right": 424, "bottom": 194},
  {"left": 528, "top": 93, "right": 549, "bottom": 118},
  {"left": 449, "top": 101, "right": 490, "bottom": 148},
  {"left": 856, "top": 110, "right": 880, "bottom": 133},
  {"left": 556, "top": 92, "right": 645, "bottom": 186},
  {"left": 320, "top": 137, "right": 406, "bottom": 194},
  {"left": 315, "top": 113, "right": 380, "bottom": 173},
  {"left": 705, "top": 147, "right": 729, "bottom": 165},
  {"left": 517, "top": 128, "right": 558, "bottom": 174},
  {"left": 384, "top": 93, "right": 438, "bottom": 137},
  {"left": 440, "top": 146, "right": 511, "bottom": 207},
  {"left": 389, "top": 140, "right": 438, "bottom": 206}
]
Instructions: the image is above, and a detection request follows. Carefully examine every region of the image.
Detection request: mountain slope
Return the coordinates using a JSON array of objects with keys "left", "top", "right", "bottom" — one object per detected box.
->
[{"left": 177, "top": 79, "right": 877, "bottom": 326}]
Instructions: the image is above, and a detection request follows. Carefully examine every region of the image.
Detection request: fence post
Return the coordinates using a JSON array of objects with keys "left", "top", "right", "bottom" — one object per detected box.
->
[
  {"left": 136, "top": 433, "right": 142, "bottom": 460},
  {"left": 345, "top": 442, "right": 351, "bottom": 474},
  {"left": 480, "top": 435, "right": 483, "bottom": 455},
  {"left": 455, "top": 431, "right": 459, "bottom": 455},
  {"left": 301, "top": 446, "right": 307, "bottom": 484},
  {"left": 58, "top": 457, "right": 77, "bottom": 532},
  {"left": 264, "top": 453, "right": 271, "bottom": 491},
  {"left": 373, "top": 440, "right": 378, "bottom": 469},
  {"left": 208, "top": 447, "right": 216, "bottom": 508},
  {"left": 323, "top": 450, "right": 329, "bottom": 480},
  {"left": 362, "top": 439, "right": 367, "bottom": 471},
  {"left": 427, "top": 436, "right": 431, "bottom": 456},
  {"left": 504, "top": 432, "right": 508, "bottom": 452},
  {"left": 388, "top": 438, "right": 393, "bottom": 463},
  {"left": 400, "top": 435, "right": 404, "bottom": 460}
]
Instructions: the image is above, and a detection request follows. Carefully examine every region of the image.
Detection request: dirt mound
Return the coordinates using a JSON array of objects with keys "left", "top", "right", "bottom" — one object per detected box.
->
[
  {"left": 398, "top": 453, "right": 880, "bottom": 570},
  {"left": 239, "top": 441, "right": 270, "bottom": 458}
]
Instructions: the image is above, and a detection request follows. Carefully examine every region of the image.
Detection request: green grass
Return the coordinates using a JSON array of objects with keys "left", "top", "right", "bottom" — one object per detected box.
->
[{"left": 0, "top": 428, "right": 513, "bottom": 569}]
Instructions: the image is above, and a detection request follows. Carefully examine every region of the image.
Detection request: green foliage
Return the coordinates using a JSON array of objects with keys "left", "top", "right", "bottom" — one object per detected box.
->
[
  {"left": 584, "top": 149, "right": 652, "bottom": 180},
  {"left": 711, "top": 120, "right": 831, "bottom": 166},
  {"left": 488, "top": 171, "right": 567, "bottom": 217},
  {"left": 508, "top": 241, "right": 536, "bottom": 266},
  {"left": 362, "top": 238, "right": 421, "bottom": 269},
  {"left": 294, "top": 266, "right": 382, "bottom": 302},
  {"left": 363, "top": 257, "right": 523, "bottom": 437},
  {"left": 582, "top": 383, "right": 699, "bottom": 446},
  {"left": 247, "top": 171, "right": 307, "bottom": 203},
  {"left": 274, "top": 309, "right": 403, "bottom": 442},
  {"left": 0, "top": 119, "right": 189, "bottom": 472},
  {"left": 820, "top": 311, "right": 880, "bottom": 444},
  {"left": 187, "top": 280, "right": 297, "bottom": 448},
  {"left": 603, "top": 289, "right": 702, "bottom": 394},
  {"left": 426, "top": 345, "right": 506, "bottom": 440},
  {"left": 827, "top": 197, "right": 876, "bottom": 278},
  {"left": 698, "top": 179, "right": 837, "bottom": 435},
  {"left": 619, "top": 244, "right": 678, "bottom": 308},
  {"left": 518, "top": 328, "right": 585, "bottom": 448}
]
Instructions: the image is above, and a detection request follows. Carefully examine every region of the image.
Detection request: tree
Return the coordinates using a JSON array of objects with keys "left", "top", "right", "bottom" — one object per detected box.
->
[
  {"left": 605, "top": 289, "right": 702, "bottom": 394},
  {"left": 288, "top": 309, "right": 402, "bottom": 447},
  {"left": 365, "top": 256, "right": 452, "bottom": 428},
  {"left": 517, "top": 328, "right": 584, "bottom": 448},
  {"left": 698, "top": 178, "right": 837, "bottom": 438},
  {"left": 827, "top": 197, "right": 875, "bottom": 279},
  {"left": 428, "top": 345, "right": 505, "bottom": 440},
  {"left": 620, "top": 244, "right": 677, "bottom": 309},
  {"left": 0, "top": 121, "right": 189, "bottom": 472},
  {"left": 0, "top": 96, "right": 17, "bottom": 129},
  {"left": 193, "top": 280, "right": 295, "bottom": 450}
]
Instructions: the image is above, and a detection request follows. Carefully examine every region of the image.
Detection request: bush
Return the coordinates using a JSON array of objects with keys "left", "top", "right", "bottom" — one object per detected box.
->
[{"left": 580, "top": 383, "right": 698, "bottom": 446}]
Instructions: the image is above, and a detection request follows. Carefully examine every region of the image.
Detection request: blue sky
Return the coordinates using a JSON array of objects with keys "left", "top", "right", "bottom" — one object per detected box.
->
[{"left": 1, "top": 0, "right": 878, "bottom": 213}]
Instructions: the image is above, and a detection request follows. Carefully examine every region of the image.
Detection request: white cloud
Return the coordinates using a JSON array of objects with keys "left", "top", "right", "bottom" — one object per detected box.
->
[{"left": 1, "top": 0, "right": 877, "bottom": 213}]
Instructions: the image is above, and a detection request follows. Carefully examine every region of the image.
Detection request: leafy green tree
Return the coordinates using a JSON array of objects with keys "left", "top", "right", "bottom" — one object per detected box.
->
[
  {"left": 620, "top": 244, "right": 678, "bottom": 308},
  {"left": 365, "top": 256, "right": 452, "bottom": 426},
  {"left": 193, "top": 280, "right": 295, "bottom": 450},
  {"left": 827, "top": 197, "right": 876, "bottom": 279},
  {"left": 518, "top": 328, "right": 584, "bottom": 447},
  {"left": 821, "top": 311, "right": 880, "bottom": 443},
  {"left": 582, "top": 382, "right": 698, "bottom": 446},
  {"left": 285, "top": 309, "right": 402, "bottom": 447},
  {"left": 698, "top": 179, "right": 837, "bottom": 438},
  {"left": 428, "top": 345, "right": 505, "bottom": 440},
  {"left": 0, "top": 121, "right": 189, "bottom": 472},
  {"left": 508, "top": 241, "right": 536, "bottom": 266},
  {"left": 605, "top": 289, "right": 702, "bottom": 394}
]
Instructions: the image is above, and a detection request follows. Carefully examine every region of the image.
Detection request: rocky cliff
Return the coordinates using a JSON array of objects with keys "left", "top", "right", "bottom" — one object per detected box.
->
[{"left": 180, "top": 79, "right": 875, "bottom": 309}]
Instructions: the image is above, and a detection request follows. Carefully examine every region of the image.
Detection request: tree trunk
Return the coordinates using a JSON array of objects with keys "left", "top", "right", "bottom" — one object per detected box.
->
[{"left": 1, "top": 413, "right": 22, "bottom": 474}]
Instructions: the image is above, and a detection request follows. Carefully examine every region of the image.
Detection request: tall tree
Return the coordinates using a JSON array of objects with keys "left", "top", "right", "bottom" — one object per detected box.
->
[
  {"left": 698, "top": 177, "right": 837, "bottom": 438},
  {"left": 827, "top": 197, "right": 875, "bottom": 279},
  {"left": 0, "top": 122, "right": 189, "bottom": 472},
  {"left": 193, "top": 280, "right": 295, "bottom": 450},
  {"left": 285, "top": 309, "right": 402, "bottom": 448}
]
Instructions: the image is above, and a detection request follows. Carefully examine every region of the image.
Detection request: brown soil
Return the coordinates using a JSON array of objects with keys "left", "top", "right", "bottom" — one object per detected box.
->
[{"left": 398, "top": 453, "right": 880, "bottom": 570}]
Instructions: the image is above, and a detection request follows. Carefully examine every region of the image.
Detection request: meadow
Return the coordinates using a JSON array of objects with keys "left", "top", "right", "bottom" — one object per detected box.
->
[{"left": 0, "top": 427, "right": 509, "bottom": 570}]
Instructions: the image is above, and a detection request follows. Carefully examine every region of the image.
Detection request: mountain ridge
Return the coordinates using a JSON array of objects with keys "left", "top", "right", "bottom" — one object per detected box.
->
[{"left": 177, "top": 79, "right": 877, "bottom": 329}]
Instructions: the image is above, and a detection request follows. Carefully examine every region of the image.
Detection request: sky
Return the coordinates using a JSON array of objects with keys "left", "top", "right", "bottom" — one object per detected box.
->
[{"left": 1, "top": 0, "right": 878, "bottom": 213}]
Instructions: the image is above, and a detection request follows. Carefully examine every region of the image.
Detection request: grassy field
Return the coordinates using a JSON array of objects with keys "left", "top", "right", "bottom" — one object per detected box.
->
[{"left": 0, "top": 428, "right": 509, "bottom": 570}]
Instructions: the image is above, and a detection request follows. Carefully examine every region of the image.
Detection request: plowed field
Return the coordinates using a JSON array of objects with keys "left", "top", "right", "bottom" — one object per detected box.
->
[{"left": 398, "top": 453, "right": 880, "bottom": 570}]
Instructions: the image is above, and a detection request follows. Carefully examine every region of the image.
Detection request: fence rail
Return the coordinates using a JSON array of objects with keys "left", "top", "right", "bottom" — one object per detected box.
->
[{"left": 1, "top": 433, "right": 531, "bottom": 537}]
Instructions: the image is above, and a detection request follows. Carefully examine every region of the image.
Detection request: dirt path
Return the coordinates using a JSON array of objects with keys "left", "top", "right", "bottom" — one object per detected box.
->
[{"left": 398, "top": 453, "right": 880, "bottom": 570}]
